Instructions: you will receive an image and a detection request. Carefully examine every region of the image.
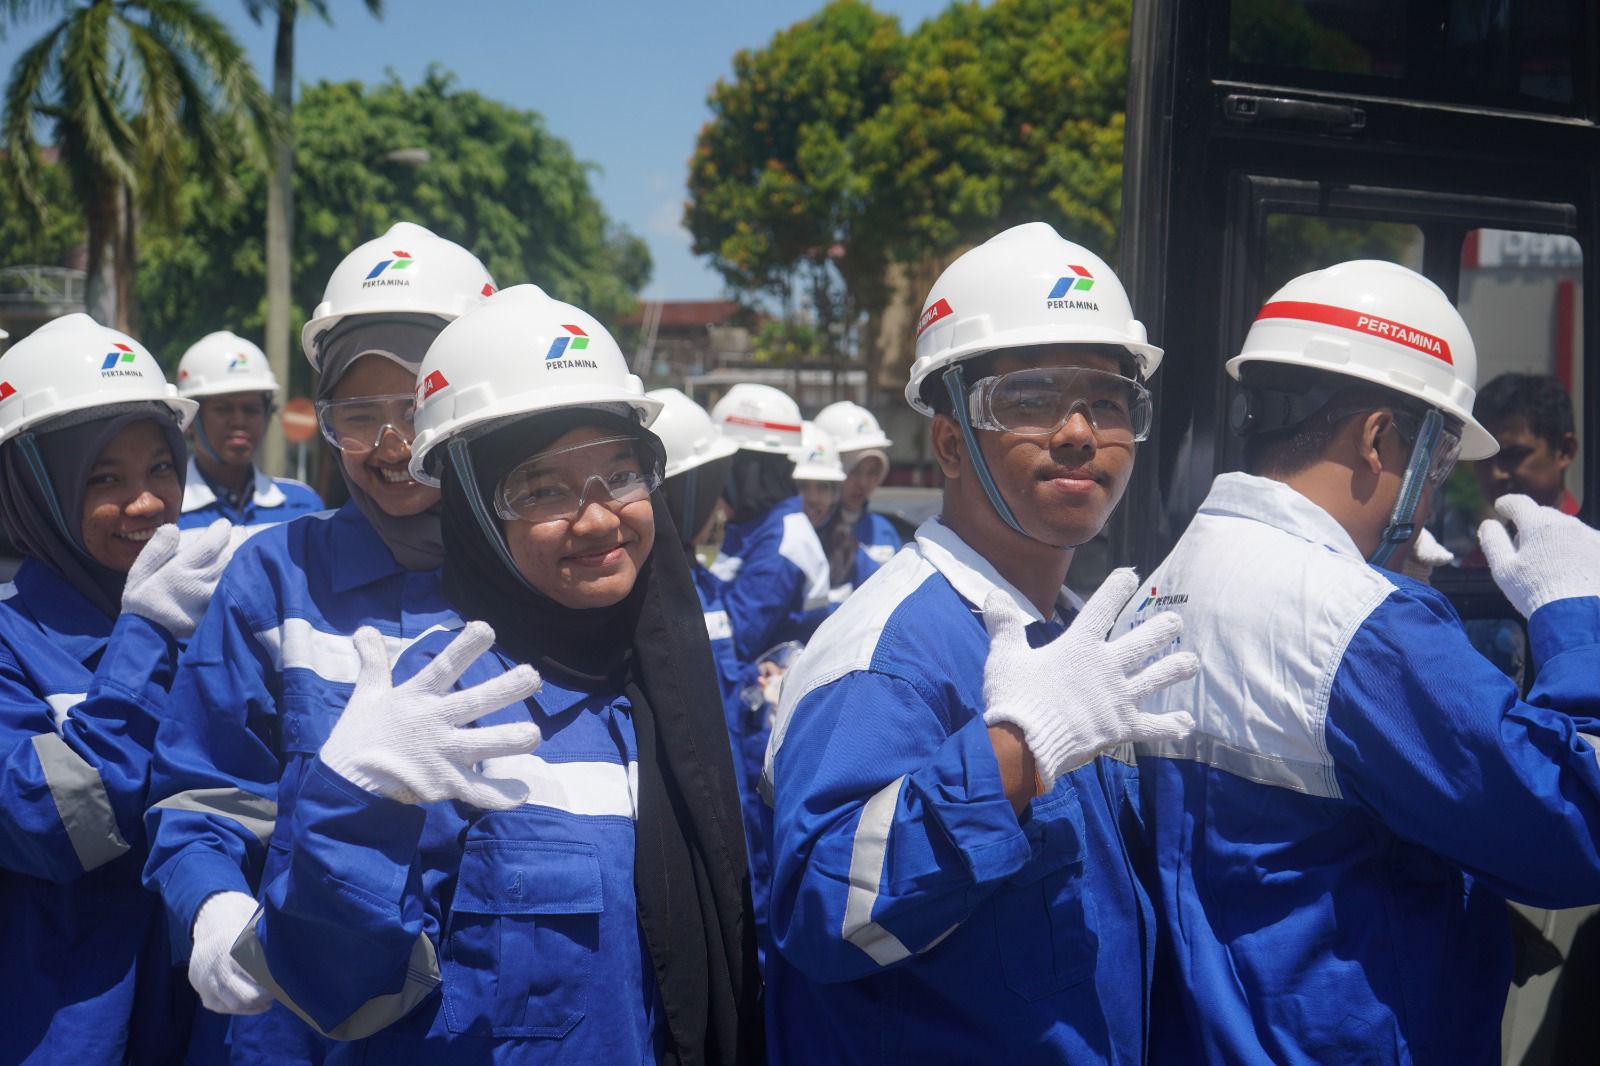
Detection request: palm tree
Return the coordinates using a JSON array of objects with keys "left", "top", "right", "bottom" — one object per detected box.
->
[
  {"left": 2, "top": 0, "right": 274, "bottom": 330},
  {"left": 244, "top": 0, "right": 381, "bottom": 478}
]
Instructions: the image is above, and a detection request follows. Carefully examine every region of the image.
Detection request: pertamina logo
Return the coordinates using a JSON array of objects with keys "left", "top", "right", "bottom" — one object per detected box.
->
[
  {"left": 101, "top": 343, "right": 144, "bottom": 378},
  {"left": 1137, "top": 585, "right": 1188, "bottom": 612},
  {"left": 545, "top": 325, "right": 598, "bottom": 368},
  {"left": 363, "top": 250, "right": 414, "bottom": 289},
  {"left": 418, "top": 370, "right": 450, "bottom": 402},
  {"left": 1047, "top": 265, "right": 1100, "bottom": 311},
  {"left": 227, "top": 353, "right": 250, "bottom": 371},
  {"left": 0, "top": 381, "right": 15, "bottom": 403}
]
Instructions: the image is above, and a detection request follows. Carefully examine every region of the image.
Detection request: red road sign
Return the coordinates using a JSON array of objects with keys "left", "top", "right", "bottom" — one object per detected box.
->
[{"left": 281, "top": 396, "right": 317, "bottom": 444}]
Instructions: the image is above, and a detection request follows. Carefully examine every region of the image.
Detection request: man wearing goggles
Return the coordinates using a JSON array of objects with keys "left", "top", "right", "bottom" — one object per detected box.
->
[
  {"left": 761, "top": 224, "right": 1200, "bottom": 1066},
  {"left": 1114, "top": 260, "right": 1600, "bottom": 1064}
]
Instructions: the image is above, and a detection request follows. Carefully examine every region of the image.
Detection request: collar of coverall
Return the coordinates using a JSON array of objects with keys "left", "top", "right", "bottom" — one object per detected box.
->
[
  {"left": 1200, "top": 471, "right": 1367, "bottom": 560},
  {"left": 915, "top": 515, "right": 1084, "bottom": 626}
]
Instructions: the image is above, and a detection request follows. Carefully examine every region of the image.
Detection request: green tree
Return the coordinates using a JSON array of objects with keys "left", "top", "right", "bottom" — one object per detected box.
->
[
  {"left": 0, "top": 152, "right": 82, "bottom": 266},
  {"left": 864, "top": 0, "right": 1133, "bottom": 260},
  {"left": 135, "top": 69, "right": 650, "bottom": 394},
  {"left": 1, "top": 0, "right": 273, "bottom": 329},
  {"left": 685, "top": 0, "right": 905, "bottom": 368}
]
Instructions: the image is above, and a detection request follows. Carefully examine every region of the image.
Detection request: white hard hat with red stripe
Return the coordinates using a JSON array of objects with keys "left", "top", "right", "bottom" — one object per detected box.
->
[
  {"left": 1227, "top": 259, "right": 1495, "bottom": 460},
  {"left": 710, "top": 383, "right": 805, "bottom": 456}
]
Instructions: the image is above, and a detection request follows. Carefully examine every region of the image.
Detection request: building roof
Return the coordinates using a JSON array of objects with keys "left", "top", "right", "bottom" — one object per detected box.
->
[{"left": 620, "top": 299, "right": 747, "bottom": 330}]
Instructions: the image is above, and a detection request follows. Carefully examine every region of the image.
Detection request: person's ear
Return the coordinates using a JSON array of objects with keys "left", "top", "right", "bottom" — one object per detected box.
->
[
  {"left": 931, "top": 414, "right": 963, "bottom": 479},
  {"left": 1356, "top": 410, "right": 1391, "bottom": 477},
  {"left": 1555, "top": 430, "right": 1578, "bottom": 471}
]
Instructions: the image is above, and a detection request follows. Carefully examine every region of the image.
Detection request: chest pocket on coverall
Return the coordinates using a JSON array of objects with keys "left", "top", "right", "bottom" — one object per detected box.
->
[
  {"left": 992, "top": 782, "right": 1095, "bottom": 999},
  {"left": 443, "top": 838, "right": 603, "bottom": 1039}
]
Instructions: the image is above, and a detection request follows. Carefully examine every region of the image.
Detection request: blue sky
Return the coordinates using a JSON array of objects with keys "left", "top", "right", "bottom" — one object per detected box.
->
[{"left": 0, "top": 0, "right": 963, "bottom": 299}]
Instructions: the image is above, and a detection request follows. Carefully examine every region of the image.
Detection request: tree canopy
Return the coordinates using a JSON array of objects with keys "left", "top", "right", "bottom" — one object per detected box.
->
[
  {"left": 686, "top": 0, "right": 1136, "bottom": 386},
  {"left": 132, "top": 68, "right": 650, "bottom": 391}
]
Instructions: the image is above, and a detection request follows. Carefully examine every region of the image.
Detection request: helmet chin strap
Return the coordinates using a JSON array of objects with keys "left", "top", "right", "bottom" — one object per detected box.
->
[
  {"left": 1368, "top": 407, "right": 1443, "bottom": 568},
  {"left": 941, "top": 364, "right": 1082, "bottom": 551},
  {"left": 447, "top": 436, "right": 539, "bottom": 596}
]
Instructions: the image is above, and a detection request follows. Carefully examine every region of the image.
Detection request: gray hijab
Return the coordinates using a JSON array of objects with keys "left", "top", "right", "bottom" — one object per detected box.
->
[
  {"left": 315, "top": 314, "right": 449, "bottom": 572},
  {"left": 0, "top": 402, "right": 188, "bottom": 619}
]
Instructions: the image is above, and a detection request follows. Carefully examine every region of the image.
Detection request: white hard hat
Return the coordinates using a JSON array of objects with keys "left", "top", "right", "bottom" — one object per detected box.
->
[
  {"left": 814, "top": 399, "right": 892, "bottom": 453},
  {"left": 647, "top": 387, "right": 739, "bottom": 479},
  {"left": 0, "top": 313, "right": 195, "bottom": 449},
  {"left": 792, "top": 421, "right": 847, "bottom": 482},
  {"left": 177, "top": 331, "right": 279, "bottom": 399},
  {"left": 408, "top": 284, "right": 661, "bottom": 485},
  {"left": 710, "top": 383, "right": 805, "bottom": 456},
  {"left": 301, "top": 221, "right": 497, "bottom": 372},
  {"left": 906, "top": 222, "right": 1162, "bottom": 416},
  {"left": 1227, "top": 260, "right": 1495, "bottom": 460}
]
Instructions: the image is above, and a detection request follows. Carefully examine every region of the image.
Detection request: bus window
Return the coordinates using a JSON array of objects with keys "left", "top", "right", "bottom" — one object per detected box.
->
[
  {"left": 1431, "top": 228, "right": 1585, "bottom": 554},
  {"left": 1258, "top": 213, "right": 1422, "bottom": 309},
  {"left": 1226, "top": 0, "right": 1585, "bottom": 115}
]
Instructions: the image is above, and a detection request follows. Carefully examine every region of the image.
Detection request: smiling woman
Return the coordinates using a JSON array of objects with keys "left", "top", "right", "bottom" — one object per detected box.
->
[{"left": 239, "top": 284, "right": 762, "bottom": 1064}]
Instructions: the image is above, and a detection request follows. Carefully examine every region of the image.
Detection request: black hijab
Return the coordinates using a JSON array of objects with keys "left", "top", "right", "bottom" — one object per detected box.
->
[
  {"left": 315, "top": 314, "right": 448, "bottom": 571},
  {"left": 438, "top": 408, "right": 763, "bottom": 1065},
  {"left": 724, "top": 449, "right": 795, "bottom": 525},
  {"left": 663, "top": 454, "right": 735, "bottom": 554},
  {"left": 0, "top": 402, "right": 188, "bottom": 618}
]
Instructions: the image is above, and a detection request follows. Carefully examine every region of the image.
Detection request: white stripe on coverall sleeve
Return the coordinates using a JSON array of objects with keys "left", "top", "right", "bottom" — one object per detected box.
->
[{"left": 841, "top": 774, "right": 913, "bottom": 966}]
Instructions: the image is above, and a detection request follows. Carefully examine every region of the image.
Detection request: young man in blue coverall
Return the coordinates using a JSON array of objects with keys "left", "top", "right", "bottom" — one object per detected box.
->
[
  {"left": 1117, "top": 260, "right": 1600, "bottom": 1064},
  {"left": 761, "top": 222, "right": 1201, "bottom": 1064}
]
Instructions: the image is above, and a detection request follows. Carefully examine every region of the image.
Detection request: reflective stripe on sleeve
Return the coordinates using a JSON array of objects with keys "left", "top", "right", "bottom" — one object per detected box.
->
[
  {"left": 151, "top": 788, "right": 278, "bottom": 845},
  {"left": 232, "top": 915, "right": 441, "bottom": 1041},
  {"left": 30, "top": 733, "right": 131, "bottom": 871},
  {"left": 841, "top": 774, "right": 913, "bottom": 966}
]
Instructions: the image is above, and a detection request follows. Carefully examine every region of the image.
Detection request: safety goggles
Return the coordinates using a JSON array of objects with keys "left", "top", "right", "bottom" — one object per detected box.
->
[
  {"left": 1326, "top": 406, "right": 1462, "bottom": 489},
  {"left": 967, "top": 367, "right": 1153, "bottom": 442},
  {"left": 494, "top": 435, "right": 663, "bottom": 523},
  {"left": 314, "top": 394, "right": 418, "bottom": 454},
  {"left": 1392, "top": 410, "right": 1461, "bottom": 490}
]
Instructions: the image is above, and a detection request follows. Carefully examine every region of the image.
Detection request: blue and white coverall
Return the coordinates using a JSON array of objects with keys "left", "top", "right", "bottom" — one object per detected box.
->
[
  {"left": 236, "top": 629, "right": 663, "bottom": 1064},
  {"left": 0, "top": 560, "right": 185, "bottom": 1064},
  {"left": 1114, "top": 473, "right": 1600, "bottom": 1065},
  {"left": 144, "top": 502, "right": 458, "bottom": 1061},
  {"left": 709, "top": 497, "right": 831, "bottom": 660},
  {"left": 178, "top": 456, "right": 322, "bottom": 533},
  {"left": 853, "top": 509, "right": 902, "bottom": 570},
  {"left": 762, "top": 518, "right": 1153, "bottom": 1065}
]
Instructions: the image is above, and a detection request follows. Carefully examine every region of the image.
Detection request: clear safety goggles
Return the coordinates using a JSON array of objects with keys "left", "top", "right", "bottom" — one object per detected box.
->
[
  {"left": 1326, "top": 406, "right": 1462, "bottom": 489},
  {"left": 494, "top": 434, "right": 663, "bottom": 524},
  {"left": 967, "top": 367, "right": 1153, "bottom": 442},
  {"left": 315, "top": 394, "right": 418, "bottom": 454}
]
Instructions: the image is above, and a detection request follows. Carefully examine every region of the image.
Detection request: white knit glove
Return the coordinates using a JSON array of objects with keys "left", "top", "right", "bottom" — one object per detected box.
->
[
  {"left": 121, "top": 520, "right": 234, "bottom": 639},
  {"left": 1401, "top": 528, "right": 1455, "bottom": 584},
  {"left": 320, "top": 622, "right": 543, "bottom": 810},
  {"left": 982, "top": 569, "right": 1199, "bottom": 791},
  {"left": 1478, "top": 494, "right": 1600, "bottom": 618},
  {"left": 189, "top": 890, "right": 271, "bottom": 1016}
]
